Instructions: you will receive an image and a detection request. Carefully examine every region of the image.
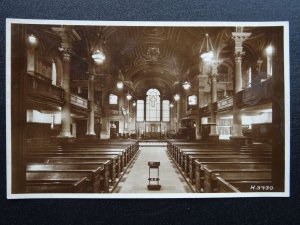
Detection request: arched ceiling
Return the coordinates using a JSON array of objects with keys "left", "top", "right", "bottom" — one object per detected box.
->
[{"left": 27, "top": 24, "right": 280, "bottom": 94}]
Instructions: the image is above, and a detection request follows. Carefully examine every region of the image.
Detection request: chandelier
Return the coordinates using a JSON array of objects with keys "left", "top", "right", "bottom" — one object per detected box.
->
[
  {"left": 182, "top": 81, "right": 191, "bottom": 90},
  {"left": 200, "top": 33, "right": 214, "bottom": 62},
  {"left": 92, "top": 49, "right": 105, "bottom": 64},
  {"left": 174, "top": 94, "right": 180, "bottom": 101}
]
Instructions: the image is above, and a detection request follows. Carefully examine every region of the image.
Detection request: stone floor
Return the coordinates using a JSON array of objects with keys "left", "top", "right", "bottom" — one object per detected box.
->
[{"left": 114, "top": 146, "right": 192, "bottom": 193}]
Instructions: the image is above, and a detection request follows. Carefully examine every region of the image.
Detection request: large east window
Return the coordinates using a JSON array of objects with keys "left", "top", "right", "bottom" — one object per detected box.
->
[
  {"left": 146, "top": 88, "right": 160, "bottom": 121},
  {"left": 136, "top": 89, "right": 170, "bottom": 122}
]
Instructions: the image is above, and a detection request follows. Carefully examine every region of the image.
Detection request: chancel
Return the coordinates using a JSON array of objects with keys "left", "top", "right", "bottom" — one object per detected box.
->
[{"left": 8, "top": 21, "right": 286, "bottom": 195}]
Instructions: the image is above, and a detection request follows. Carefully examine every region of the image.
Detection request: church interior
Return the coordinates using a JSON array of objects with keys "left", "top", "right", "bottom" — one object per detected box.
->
[{"left": 9, "top": 23, "right": 286, "bottom": 194}]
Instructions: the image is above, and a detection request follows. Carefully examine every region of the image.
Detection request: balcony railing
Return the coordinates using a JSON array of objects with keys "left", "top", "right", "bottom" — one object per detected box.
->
[
  {"left": 26, "top": 73, "right": 63, "bottom": 102},
  {"left": 241, "top": 77, "right": 272, "bottom": 106},
  {"left": 70, "top": 94, "right": 88, "bottom": 109},
  {"left": 217, "top": 96, "right": 233, "bottom": 111},
  {"left": 217, "top": 73, "right": 232, "bottom": 83}
]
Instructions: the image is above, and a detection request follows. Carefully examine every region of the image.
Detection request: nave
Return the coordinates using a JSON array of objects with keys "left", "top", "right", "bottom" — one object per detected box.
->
[
  {"left": 23, "top": 138, "right": 274, "bottom": 194},
  {"left": 8, "top": 22, "right": 286, "bottom": 194},
  {"left": 114, "top": 145, "right": 192, "bottom": 193}
]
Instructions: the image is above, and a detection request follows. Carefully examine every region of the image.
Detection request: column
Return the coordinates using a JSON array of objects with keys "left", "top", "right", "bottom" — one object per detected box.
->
[
  {"left": 58, "top": 48, "right": 72, "bottom": 137},
  {"left": 197, "top": 76, "right": 206, "bottom": 140},
  {"left": 209, "top": 59, "right": 223, "bottom": 138},
  {"left": 180, "top": 92, "right": 187, "bottom": 118},
  {"left": 52, "top": 27, "right": 73, "bottom": 138},
  {"left": 209, "top": 74, "right": 218, "bottom": 136},
  {"left": 100, "top": 88, "right": 110, "bottom": 139},
  {"left": 231, "top": 31, "right": 251, "bottom": 144},
  {"left": 86, "top": 74, "right": 96, "bottom": 136}
]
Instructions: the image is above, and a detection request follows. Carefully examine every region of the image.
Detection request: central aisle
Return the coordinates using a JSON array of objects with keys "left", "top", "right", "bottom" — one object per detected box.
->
[{"left": 114, "top": 146, "right": 192, "bottom": 193}]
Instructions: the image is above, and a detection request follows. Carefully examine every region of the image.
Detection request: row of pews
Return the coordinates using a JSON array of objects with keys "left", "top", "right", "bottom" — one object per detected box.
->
[
  {"left": 25, "top": 138, "right": 139, "bottom": 193},
  {"left": 166, "top": 140, "right": 273, "bottom": 193}
]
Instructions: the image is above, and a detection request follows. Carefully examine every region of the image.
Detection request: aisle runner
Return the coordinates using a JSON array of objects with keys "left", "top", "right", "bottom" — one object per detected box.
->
[{"left": 114, "top": 146, "right": 192, "bottom": 193}]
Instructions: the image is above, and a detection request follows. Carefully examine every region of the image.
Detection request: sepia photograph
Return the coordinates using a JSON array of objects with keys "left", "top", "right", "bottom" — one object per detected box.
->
[{"left": 6, "top": 19, "right": 290, "bottom": 198}]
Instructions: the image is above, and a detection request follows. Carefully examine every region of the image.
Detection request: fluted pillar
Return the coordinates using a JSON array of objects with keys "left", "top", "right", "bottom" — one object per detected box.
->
[
  {"left": 231, "top": 31, "right": 251, "bottom": 143},
  {"left": 209, "top": 74, "right": 218, "bottom": 136},
  {"left": 209, "top": 59, "right": 223, "bottom": 137},
  {"left": 86, "top": 74, "right": 96, "bottom": 136},
  {"left": 52, "top": 27, "right": 74, "bottom": 138},
  {"left": 58, "top": 49, "right": 72, "bottom": 137}
]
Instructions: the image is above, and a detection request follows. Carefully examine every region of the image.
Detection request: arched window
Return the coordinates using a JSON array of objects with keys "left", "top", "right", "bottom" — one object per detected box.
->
[
  {"left": 146, "top": 88, "right": 160, "bottom": 121},
  {"left": 188, "top": 95, "right": 197, "bottom": 106},
  {"left": 248, "top": 67, "right": 252, "bottom": 87},
  {"left": 109, "top": 94, "right": 118, "bottom": 105},
  {"left": 51, "top": 60, "right": 57, "bottom": 86}
]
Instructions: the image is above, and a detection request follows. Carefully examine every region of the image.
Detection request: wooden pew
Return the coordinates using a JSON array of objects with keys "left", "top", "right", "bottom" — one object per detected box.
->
[
  {"left": 185, "top": 152, "right": 271, "bottom": 181},
  {"left": 28, "top": 151, "right": 124, "bottom": 175},
  {"left": 176, "top": 148, "right": 271, "bottom": 166},
  {"left": 194, "top": 158, "right": 272, "bottom": 192},
  {"left": 27, "top": 156, "right": 117, "bottom": 185},
  {"left": 198, "top": 162, "right": 271, "bottom": 192},
  {"left": 204, "top": 168, "right": 272, "bottom": 192},
  {"left": 28, "top": 160, "right": 111, "bottom": 192},
  {"left": 26, "top": 177, "right": 88, "bottom": 193},
  {"left": 27, "top": 153, "right": 121, "bottom": 179},
  {"left": 26, "top": 169, "right": 101, "bottom": 193},
  {"left": 27, "top": 164, "right": 108, "bottom": 193}
]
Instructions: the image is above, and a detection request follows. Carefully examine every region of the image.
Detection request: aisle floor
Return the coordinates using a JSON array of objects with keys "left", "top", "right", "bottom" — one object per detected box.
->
[{"left": 114, "top": 146, "right": 192, "bottom": 193}]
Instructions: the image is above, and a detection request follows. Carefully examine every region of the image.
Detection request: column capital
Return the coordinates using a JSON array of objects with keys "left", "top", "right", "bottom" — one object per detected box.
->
[
  {"left": 232, "top": 32, "right": 251, "bottom": 55},
  {"left": 209, "top": 73, "right": 218, "bottom": 81},
  {"left": 61, "top": 48, "right": 72, "bottom": 62},
  {"left": 211, "top": 59, "right": 224, "bottom": 76},
  {"left": 234, "top": 51, "right": 245, "bottom": 60},
  {"left": 232, "top": 32, "right": 252, "bottom": 46},
  {"left": 210, "top": 59, "right": 224, "bottom": 66}
]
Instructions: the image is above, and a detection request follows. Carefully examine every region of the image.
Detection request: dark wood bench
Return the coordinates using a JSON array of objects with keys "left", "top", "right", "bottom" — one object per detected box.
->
[
  {"left": 204, "top": 168, "right": 272, "bottom": 192},
  {"left": 26, "top": 177, "right": 88, "bottom": 193},
  {"left": 27, "top": 156, "right": 117, "bottom": 185},
  {"left": 26, "top": 169, "right": 101, "bottom": 193},
  {"left": 27, "top": 151, "right": 124, "bottom": 175},
  {"left": 27, "top": 164, "right": 108, "bottom": 193},
  {"left": 27, "top": 153, "right": 121, "bottom": 179},
  {"left": 184, "top": 153, "right": 271, "bottom": 182},
  {"left": 198, "top": 162, "right": 271, "bottom": 192}
]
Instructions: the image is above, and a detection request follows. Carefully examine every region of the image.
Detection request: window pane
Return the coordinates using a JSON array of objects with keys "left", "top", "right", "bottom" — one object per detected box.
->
[
  {"left": 109, "top": 94, "right": 118, "bottom": 105},
  {"left": 188, "top": 95, "right": 197, "bottom": 105},
  {"left": 162, "top": 100, "right": 170, "bottom": 122},
  {"left": 136, "top": 100, "right": 144, "bottom": 121},
  {"left": 146, "top": 88, "right": 160, "bottom": 121}
]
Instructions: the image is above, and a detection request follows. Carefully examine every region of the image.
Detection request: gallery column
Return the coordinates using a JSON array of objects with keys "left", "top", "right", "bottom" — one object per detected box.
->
[
  {"left": 58, "top": 48, "right": 72, "bottom": 137},
  {"left": 86, "top": 74, "right": 96, "bottom": 136},
  {"left": 231, "top": 30, "right": 251, "bottom": 144},
  {"left": 209, "top": 59, "right": 223, "bottom": 139},
  {"left": 53, "top": 27, "right": 73, "bottom": 138}
]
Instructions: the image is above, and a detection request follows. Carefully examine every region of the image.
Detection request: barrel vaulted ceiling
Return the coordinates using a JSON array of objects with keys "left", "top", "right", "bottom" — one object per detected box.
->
[{"left": 27, "top": 24, "right": 279, "bottom": 95}]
